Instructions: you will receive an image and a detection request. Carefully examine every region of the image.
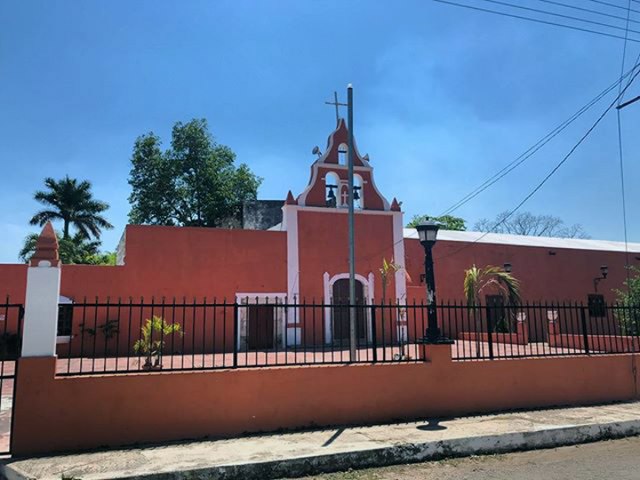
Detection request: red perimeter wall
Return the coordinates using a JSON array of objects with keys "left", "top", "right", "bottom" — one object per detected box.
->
[{"left": 12, "top": 348, "right": 640, "bottom": 456}]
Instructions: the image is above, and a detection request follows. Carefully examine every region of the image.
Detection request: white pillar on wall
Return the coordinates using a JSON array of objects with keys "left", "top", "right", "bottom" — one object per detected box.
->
[
  {"left": 392, "top": 210, "right": 408, "bottom": 342},
  {"left": 21, "top": 222, "right": 61, "bottom": 358}
]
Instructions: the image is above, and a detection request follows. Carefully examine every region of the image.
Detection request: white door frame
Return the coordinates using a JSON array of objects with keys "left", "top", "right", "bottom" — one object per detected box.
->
[
  {"left": 323, "top": 272, "right": 375, "bottom": 344},
  {"left": 235, "top": 293, "right": 288, "bottom": 350}
]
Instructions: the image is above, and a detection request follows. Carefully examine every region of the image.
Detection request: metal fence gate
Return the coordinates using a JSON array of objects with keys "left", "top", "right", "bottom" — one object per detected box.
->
[{"left": 0, "top": 302, "right": 23, "bottom": 455}]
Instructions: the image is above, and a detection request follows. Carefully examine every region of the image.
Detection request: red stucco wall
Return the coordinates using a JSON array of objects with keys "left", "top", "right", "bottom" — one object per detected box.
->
[{"left": 12, "top": 349, "right": 640, "bottom": 456}]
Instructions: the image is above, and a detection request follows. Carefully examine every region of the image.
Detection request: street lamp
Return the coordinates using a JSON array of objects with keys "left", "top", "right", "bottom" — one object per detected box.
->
[{"left": 416, "top": 221, "right": 453, "bottom": 344}]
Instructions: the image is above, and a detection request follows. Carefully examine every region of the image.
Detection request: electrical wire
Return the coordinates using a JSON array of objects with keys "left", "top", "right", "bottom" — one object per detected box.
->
[
  {"left": 434, "top": 62, "right": 640, "bottom": 261},
  {"left": 359, "top": 61, "right": 640, "bottom": 266},
  {"left": 477, "top": 0, "right": 640, "bottom": 35},
  {"left": 433, "top": 0, "right": 640, "bottom": 42},
  {"left": 587, "top": 0, "right": 640, "bottom": 15},
  {"left": 615, "top": 1, "right": 633, "bottom": 289},
  {"left": 438, "top": 69, "right": 633, "bottom": 217},
  {"left": 534, "top": 0, "right": 640, "bottom": 25}
]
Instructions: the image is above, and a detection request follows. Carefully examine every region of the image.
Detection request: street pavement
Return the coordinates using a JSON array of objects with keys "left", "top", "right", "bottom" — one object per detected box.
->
[{"left": 303, "top": 436, "right": 640, "bottom": 480}]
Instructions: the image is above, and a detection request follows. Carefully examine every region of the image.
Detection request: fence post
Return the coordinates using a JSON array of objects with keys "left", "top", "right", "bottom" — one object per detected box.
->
[
  {"left": 580, "top": 306, "right": 590, "bottom": 354},
  {"left": 486, "top": 305, "right": 494, "bottom": 360},
  {"left": 370, "top": 305, "right": 377, "bottom": 363},
  {"left": 21, "top": 222, "right": 60, "bottom": 358},
  {"left": 233, "top": 301, "right": 239, "bottom": 368}
]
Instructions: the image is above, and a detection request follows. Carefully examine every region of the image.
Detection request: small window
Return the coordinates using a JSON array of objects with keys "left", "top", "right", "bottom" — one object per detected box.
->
[
  {"left": 588, "top": 294, "right": 606, "bottom": 318},
  {"left": 57, "top": 304, "right": 73, "bottom": 336},
  {"left": 338, "top": 144, "right": 348, "bottom": 165}
]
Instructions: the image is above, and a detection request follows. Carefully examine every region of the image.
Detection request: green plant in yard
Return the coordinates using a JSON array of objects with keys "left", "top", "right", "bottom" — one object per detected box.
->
[
  {"left": 379, "top": 257, "right": 401, "bottom": 302},
  {"left": 464, "top": 265, "right": 521, "bottom": 333},
  {"left": 133, "top": 316, "right": 182, "bottom": 369},
  {"left": 614, "top": 266, "right": 640, "bottom": 336}
]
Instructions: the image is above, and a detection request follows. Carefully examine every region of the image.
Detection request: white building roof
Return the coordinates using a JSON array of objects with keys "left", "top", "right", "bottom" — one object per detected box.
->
[{"left": 403, "top": 228, "right": 640, "bottom": 253}]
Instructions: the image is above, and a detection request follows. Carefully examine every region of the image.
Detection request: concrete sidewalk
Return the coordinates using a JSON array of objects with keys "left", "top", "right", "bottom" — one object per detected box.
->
[{"left": 3, "top": 402, "right": 640, "bottom": 480}]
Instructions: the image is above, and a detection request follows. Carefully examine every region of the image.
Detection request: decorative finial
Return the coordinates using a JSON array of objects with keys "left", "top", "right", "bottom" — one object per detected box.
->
[
  {"left": 285, "top": 191, "right": 298, "bottom": 205},
  {"left": 390, "top": 198, "right": 401, "bottom": 212},
  {"left": 29, "top": 221, "right": 60, "bottom": 267}
]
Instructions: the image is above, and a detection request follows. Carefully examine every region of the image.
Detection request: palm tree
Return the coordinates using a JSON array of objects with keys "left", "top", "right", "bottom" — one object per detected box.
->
[
  {"left": 463, "top": 265, "right": 521, "bottom": 307},
  {"left": 29, "top": 176, "right": 113, "bottom": 239},
  {"left": 19, "top": 231, "right": 103, "bottom": 264},
  {"left": 464, "top": 265, "right": 521, "bottom": 339}
]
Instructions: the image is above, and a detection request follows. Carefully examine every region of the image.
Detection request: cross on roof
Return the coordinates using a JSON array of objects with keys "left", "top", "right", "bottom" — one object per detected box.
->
[{"left": 325, "top": 91, "right": 347, "bottom": 125}]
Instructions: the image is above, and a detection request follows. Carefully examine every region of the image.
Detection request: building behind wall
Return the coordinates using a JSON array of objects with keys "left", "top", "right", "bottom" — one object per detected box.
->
[{"left": 1, "top": 118, "right": 639, "bottom": 353}]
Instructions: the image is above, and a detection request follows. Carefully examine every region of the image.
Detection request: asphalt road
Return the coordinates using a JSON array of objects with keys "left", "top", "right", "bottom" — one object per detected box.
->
[{"left": 303, "top": 437, "right": 640, "bottom": 480}]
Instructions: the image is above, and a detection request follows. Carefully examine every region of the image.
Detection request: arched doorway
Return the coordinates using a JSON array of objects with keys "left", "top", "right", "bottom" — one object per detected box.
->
[{"left": 331, "top": 278, "right": 366, "bottom": 344}]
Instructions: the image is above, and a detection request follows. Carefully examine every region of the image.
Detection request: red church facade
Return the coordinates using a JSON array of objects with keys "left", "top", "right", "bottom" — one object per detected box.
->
[{"left": 1, "top": 120, "right": 639, "bottom": 354}]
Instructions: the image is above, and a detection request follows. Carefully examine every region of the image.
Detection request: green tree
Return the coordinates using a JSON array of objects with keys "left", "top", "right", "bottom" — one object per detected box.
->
[
  {"left": 128, "top": 118, "right": 262, "bottom": 227},
  {"left": 406, "top": 214, "right": 466, "bottom": 231},
  {"left": 614, "top": 267, "right": 640, "bottom": 335},
  {"left": 19, "top": 231, "right": 115, "bottom": 265},
  {"left": 30, "top": 176, "right": 113, "bottom": 239}
]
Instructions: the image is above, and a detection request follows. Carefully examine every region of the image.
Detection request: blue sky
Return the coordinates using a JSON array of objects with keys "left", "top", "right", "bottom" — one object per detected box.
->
[{"left": 1, "top": 0, "right": 639, "bottom": 262}]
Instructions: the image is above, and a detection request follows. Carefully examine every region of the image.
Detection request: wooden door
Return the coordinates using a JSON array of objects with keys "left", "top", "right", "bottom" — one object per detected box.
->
[
  {"left": 247, "top": 305, "right": 275, "bottom": 350},
  {"left": 332, "top": 279, "right": 366, "bottom": 342}
]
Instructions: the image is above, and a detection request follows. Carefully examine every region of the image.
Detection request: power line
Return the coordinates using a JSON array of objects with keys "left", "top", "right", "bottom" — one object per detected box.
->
[
  {"left": 435, "top": 62, "right": 640, "bottom": 261},
  {"left": 615, "top": 0, "right": 633, "bottom": 289},
  {"left": 587, "top": 0, "right": 640, "bottom": 15},
  {"left": 534, "top": 0, "right": 640, "bottom": 25},
  {"left": 433, "top": 0, "right": 640, "bottom": 42},
  {"left": 438, "top": 69, "right": 632, "bottom": 216},
  {"left": 477, "top": 0, "right": 640, "bottom": 35},
  {"left": 360, "top": 61, "right": 640, "bottom": 267}
]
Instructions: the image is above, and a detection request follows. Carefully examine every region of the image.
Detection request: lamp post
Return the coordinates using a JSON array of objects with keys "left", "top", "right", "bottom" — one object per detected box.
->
[{"left": 416, "top": 221, "right": 453, "bottom": 344}]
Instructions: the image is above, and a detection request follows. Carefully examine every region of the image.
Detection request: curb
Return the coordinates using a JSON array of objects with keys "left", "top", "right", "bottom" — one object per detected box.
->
[{"left": 4, "top": 420, "right": 640, "bottom": 480}]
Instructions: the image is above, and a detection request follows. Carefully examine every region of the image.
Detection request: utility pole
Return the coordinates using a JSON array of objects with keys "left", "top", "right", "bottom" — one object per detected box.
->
[{"left": 347, "top": 84, "right": 357, "bottom": 362}]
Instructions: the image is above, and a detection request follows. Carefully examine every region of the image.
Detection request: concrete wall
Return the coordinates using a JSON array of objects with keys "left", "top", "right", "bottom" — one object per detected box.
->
[{"left": 12, "top": 348, "right": 640, "bottom": 456}]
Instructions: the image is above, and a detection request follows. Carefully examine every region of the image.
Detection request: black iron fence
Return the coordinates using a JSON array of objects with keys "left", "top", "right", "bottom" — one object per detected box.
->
[
  {"left": 0, "top": 299, "right": 23, "bottom": 455},
  {"left": 439, "top": 300, "right": 640, "bottom": 360},
  {"left": 53, "top": 298, "right": 640, "bottom": 376}
]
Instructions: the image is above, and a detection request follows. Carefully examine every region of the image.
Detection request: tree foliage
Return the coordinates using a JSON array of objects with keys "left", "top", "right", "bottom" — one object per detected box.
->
[
  {"left": 30, "top": 176, "right": 113, "bottom": 239},
  {"left": 614, "top": 267, "right": 640, "bottom": 335},
  {"left": 128, "top": 119, "right": 262, "bottom": 227},
  {"left": 133, "top": 316, "right": 182, "bottom": 368},
  {"left": 406, "top": 214, "right": 466, "bottom": 231},
  {"left": 463, "top": 265, "right": 521, "bottom": 307},
  {"left": 473, "top": 211, "right": 589, "bottom": 238},
  {"left": 19, "top": 231, "right": 116, "bottom": 265}
]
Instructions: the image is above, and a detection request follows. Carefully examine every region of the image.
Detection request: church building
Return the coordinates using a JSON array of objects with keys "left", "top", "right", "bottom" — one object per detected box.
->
[{"left": 1, "top": 118, "right": 639, "bottom": 352}]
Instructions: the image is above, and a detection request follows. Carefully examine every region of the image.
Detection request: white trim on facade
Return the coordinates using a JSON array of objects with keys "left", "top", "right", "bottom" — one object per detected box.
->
[
  {"left": 392, "top": 212, "right": 408, "bottom": 342},
  {"left": 286, "top": 205, "right": 395, "bottom": 216},
  {"left": 403, "top": 228, "right": 640, "bottom": 253},
  {"left": 322, "top": 272, "right": 374, "bottom": 344},
  {"left": 22, "top": 264, "right": 61, "bottom": 357},
  {"left": 235, "top": 293, "right": 288, "bottom": 350}
]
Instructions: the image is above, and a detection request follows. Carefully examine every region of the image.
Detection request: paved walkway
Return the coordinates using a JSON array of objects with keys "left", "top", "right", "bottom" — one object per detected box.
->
[{"left": 3, "top": 402, "right": 640, "bottom": 480}]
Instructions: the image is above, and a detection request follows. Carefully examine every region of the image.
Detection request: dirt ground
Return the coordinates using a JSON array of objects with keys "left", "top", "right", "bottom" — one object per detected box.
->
[{"left": 301, "top": 437, "right": 640, "bottom": 480}]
